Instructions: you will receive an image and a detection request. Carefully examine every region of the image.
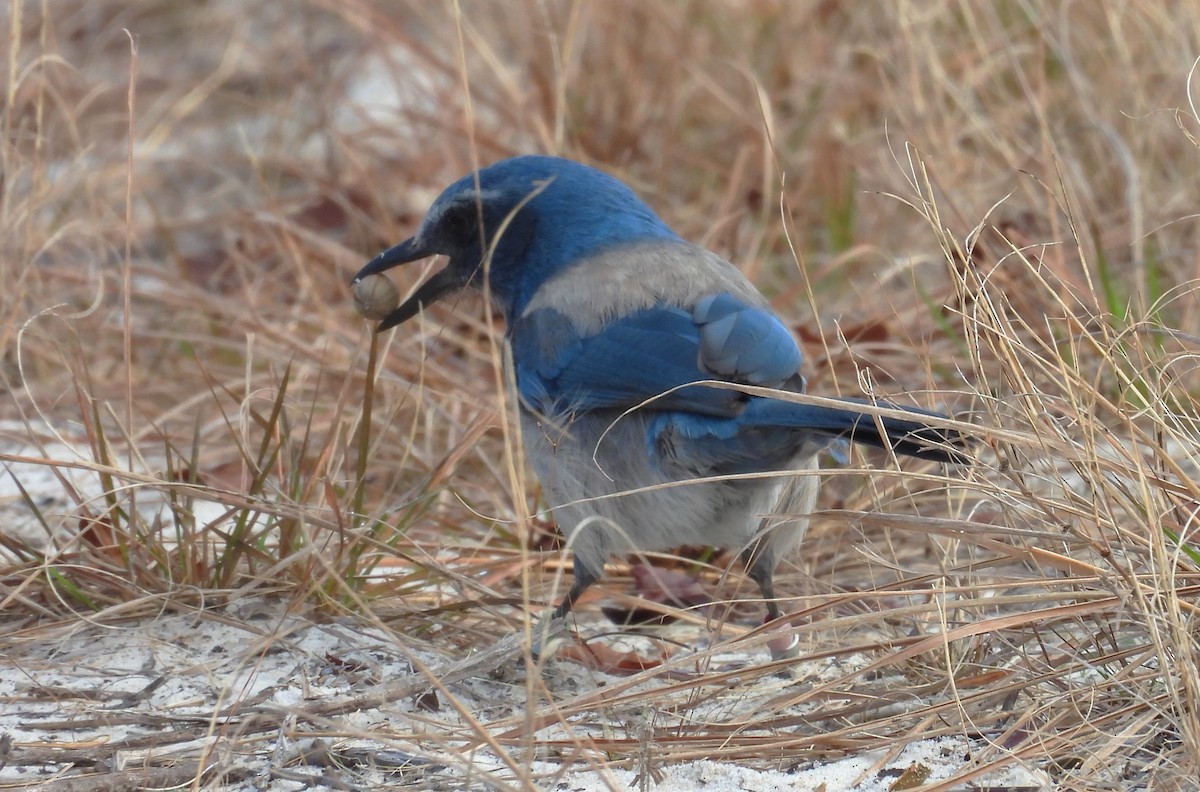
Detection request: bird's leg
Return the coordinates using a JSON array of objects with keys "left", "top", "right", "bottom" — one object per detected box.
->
[
  {"left": 743, "top": 546, "right": 800, "bottom": 661},
  {"left": 531, "top": 556, "right": 600, "bottom": 660},
  {"left": 552, "top": 558, "right": 600, "bottom": 619}
]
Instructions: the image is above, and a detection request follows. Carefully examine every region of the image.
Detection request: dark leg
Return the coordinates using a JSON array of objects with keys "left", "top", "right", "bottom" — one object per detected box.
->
[
  {"left": 531, "top": 556, "right": 599, "bottom": 661},
  {"left": 552, "top": 554, "right": 600, "bottom": 619},
  {"left": 742, "top": 543, "right": 782, "bottom": 618},
  {"left": 742, "top": 544, "right": 798, "bottom": 661}
]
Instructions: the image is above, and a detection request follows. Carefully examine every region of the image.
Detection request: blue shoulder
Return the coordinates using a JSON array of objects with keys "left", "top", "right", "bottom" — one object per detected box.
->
[
  {"left": 693, "top": 293, "right": 801, "bottom": 386},
  {"left": 511, "top": 305, "right": 741, "bottom": 415},
  {"left": 511, "top": 292, "right": 802, "bottom": 417}
]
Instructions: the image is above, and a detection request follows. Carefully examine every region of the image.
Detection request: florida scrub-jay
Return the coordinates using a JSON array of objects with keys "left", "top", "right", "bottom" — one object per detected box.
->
[{"left": 353, "top": 156, "right": 963, "bottom": 660}]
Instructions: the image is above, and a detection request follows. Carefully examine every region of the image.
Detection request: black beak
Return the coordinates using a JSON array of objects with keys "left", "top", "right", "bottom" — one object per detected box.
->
[{"left": 352, "top": 238, "right": 464, "bottom": 331}]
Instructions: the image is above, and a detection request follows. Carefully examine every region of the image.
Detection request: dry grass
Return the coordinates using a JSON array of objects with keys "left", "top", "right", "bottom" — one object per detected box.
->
[{"left": 3, "top": 1, "right": 1200, "bottom": 789}]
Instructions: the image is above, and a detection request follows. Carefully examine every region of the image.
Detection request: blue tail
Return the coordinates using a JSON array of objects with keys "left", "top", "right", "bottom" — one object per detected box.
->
[{"left": 741, "top": 397, "right": 965, "bottom": 462}]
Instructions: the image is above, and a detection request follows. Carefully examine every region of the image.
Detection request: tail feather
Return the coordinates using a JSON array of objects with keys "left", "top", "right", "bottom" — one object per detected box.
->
[{"left": 743, "top": 397, "right": 968, "bottom": 463}]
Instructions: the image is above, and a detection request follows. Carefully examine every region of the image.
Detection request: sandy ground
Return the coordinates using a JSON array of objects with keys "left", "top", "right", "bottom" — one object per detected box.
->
[
  {"left": 0, "top": 423, "right": 1052, "bottom": 791},
  {"left": 1, "top": 600, "right": 1051, "bottom": 791}
]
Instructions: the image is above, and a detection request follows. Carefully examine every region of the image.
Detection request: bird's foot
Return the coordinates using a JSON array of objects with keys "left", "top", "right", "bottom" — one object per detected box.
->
[
  {"left": 528, "top": 610, "right": 572, "bottom": 662},
  {"left": 765, "top": 615, "right": 800, "bottom": 662}
]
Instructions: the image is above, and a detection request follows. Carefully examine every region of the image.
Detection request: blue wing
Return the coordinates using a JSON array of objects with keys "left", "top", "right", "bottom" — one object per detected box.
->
[{"left": 511, "top": 293, "right": 802, "bottom": 417}]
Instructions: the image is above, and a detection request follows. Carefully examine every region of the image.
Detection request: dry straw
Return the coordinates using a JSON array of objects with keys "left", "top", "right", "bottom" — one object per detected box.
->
[{"left": 2, "top": 2, "right": 1198, "bottom": 789}]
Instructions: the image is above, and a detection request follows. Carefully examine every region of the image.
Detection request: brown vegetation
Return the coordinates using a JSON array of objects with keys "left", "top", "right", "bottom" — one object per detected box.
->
[{"left": 2, "top": 1, "right": 1199, "bottom": 789}]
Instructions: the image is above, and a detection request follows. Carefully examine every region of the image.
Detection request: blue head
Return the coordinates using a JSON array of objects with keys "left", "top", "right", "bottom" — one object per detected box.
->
[{"left": 353, "top": 156, "right": 680, "bottom": 329}]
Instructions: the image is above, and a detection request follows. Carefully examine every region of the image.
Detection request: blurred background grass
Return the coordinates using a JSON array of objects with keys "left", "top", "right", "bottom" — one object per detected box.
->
[{"left": 3, "top": 1, "right": 1200, "bottom": 788}]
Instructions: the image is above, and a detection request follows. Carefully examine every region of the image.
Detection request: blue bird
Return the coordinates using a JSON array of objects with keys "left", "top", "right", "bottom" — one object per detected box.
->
[{"left": 354, "top": 155, "right": 964, "bottom": 660}]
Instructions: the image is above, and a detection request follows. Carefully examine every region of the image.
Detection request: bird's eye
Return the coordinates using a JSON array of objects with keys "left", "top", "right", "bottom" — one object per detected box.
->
[{"left": 439, "top": 202, "right": 479, "bottom": 241}]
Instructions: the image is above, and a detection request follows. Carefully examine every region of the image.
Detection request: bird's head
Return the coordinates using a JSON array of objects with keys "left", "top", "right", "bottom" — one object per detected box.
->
[{"left": 352, "top": 155, "right": 678, "bottom": 330}]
